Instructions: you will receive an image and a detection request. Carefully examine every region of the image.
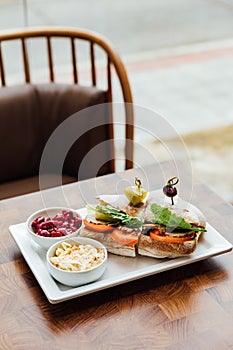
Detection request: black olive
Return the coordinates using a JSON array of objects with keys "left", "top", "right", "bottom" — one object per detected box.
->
[
  {"left": 163, "top": 185, "right": 177, "bottom": 198},
  {"left": 163, "top": 177, "right": 179, "bottom": 205}
]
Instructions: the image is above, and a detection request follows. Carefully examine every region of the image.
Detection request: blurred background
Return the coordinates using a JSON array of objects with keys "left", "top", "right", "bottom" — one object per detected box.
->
[{"left": 1, "top": 0, "right": 233, "bottom": 201}]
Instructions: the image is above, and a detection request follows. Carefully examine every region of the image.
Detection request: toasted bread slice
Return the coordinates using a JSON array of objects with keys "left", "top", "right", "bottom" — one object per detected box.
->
[{"left": 138, "top": 231, "right": 202, "bottom": 258}]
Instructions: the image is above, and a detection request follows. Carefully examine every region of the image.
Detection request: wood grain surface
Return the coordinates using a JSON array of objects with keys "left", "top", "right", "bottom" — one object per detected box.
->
[{"left": 1, "top": 162, "right": 233, "bottom": 350}]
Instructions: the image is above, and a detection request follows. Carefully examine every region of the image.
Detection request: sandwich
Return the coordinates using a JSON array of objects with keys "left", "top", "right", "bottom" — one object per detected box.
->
[
  {"left": 79, "top": 177, "right": 207, "bottom": 259},
  {"left": 138, "top": 192, "right": 206, "bottom": 258},
  {"left": 79, "top": 203, "right": 143, "bottom": 257}
]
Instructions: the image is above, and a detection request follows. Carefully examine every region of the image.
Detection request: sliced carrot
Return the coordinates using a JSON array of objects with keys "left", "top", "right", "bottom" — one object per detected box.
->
[
  {"left": 150, "top": 229, "right": 195, "bottom": 243},
  {"left": 83, "top": 219, "right": 114, "bottom": 233},
  {"left": 110, "top": 229, "right": 138, "bottom": 246}
]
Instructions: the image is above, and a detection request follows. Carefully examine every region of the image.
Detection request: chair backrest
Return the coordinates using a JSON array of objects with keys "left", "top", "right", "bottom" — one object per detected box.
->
[{"left": 0, "top": 27, "right": 134, "bottom": 181}]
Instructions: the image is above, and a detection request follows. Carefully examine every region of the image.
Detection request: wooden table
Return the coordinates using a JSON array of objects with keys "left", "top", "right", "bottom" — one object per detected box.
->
[{"left": 1, "top": 162, "right": 233, "bottom": 349}]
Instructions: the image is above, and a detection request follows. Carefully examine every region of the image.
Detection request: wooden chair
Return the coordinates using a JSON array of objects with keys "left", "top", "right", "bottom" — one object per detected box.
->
[{"left": 0, "top": 27, "right": 134, "bottom": 199}]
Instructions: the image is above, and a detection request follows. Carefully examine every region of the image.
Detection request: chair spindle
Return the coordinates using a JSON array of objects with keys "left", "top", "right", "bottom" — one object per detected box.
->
[
  {"left": 47, "top": 36, "right": 54, "bottom": 82},
  {"left": 0, "top": 42, "right": 5, "bottom": 86},
  {"left": 21, "top": 38, "right": 30, "bottom": 83},
  {"left": 71, "top": 38, "right": 78, "bottom": 83},
  {"left": 90, "top": 42, "right": 96, "bottom": 86}
]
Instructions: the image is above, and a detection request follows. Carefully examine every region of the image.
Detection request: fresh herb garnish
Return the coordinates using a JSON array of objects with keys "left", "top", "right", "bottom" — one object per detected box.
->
[
  {"left": 88, "top": 204, "right": 144, "bottom": 228},
  {"left": 150, "top": 203, "right": 206, "bottom": 232}
]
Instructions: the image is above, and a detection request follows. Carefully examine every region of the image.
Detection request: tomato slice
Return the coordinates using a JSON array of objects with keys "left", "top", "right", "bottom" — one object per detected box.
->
[
  {"left": 110, "top": 229, "right": 138, "bottom": 246},
  {"left": 150, "top": 229, "right": 195, "bottom": 243},
  {"left": 83, "top": 219, "right": 114, "bottom": 233}
]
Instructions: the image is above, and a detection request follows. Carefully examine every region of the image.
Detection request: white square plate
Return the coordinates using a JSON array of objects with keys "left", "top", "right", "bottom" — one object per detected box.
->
[{"left": 9, "top": 208, "right": 232, "bottom": 303}]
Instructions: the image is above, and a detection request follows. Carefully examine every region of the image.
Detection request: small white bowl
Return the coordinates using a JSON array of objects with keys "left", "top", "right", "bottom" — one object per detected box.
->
[
  {"left": 26, "top": 207, "right": 82, "bottom": 250},
  {"left": 46, "top": 237, "right": 107, "bottom": 287}
]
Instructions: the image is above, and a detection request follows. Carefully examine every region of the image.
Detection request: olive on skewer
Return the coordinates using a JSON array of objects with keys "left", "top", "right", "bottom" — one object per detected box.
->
[
  {"left": 124, "top": 177, "right": 147, "bottom": 206},
  {"left": 163, "top": 177, "right": 179, "bottom": 205}
]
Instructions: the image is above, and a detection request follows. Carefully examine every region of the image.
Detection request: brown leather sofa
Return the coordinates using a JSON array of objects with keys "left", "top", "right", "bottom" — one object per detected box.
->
[{"left": 0, "top": 83, "right": 112, "bottom": 199}]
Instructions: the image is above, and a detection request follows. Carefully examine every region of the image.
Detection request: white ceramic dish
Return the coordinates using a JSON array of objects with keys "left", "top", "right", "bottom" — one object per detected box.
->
[
  {"left": 47, "top": 237, "right": 107, "bottom": 287},
  {"left": 9, "top": 207, "right": 232, "bottom": 304},
  {"left": 26, "top": 207, "right": 82, "bottom": 250}
]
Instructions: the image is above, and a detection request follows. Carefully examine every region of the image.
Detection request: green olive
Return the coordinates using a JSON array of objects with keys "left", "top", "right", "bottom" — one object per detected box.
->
[{"left": 124, "top": 178, "right": 147, "bottom": 206}]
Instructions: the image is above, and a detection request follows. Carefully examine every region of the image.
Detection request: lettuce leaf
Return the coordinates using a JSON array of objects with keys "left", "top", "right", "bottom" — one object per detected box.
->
[
  {"left": 150, "top": 203, "right": 206, "bottom": 232},
  {"left": 88, "top": 204, "right": 144, "bottom": 228}
]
